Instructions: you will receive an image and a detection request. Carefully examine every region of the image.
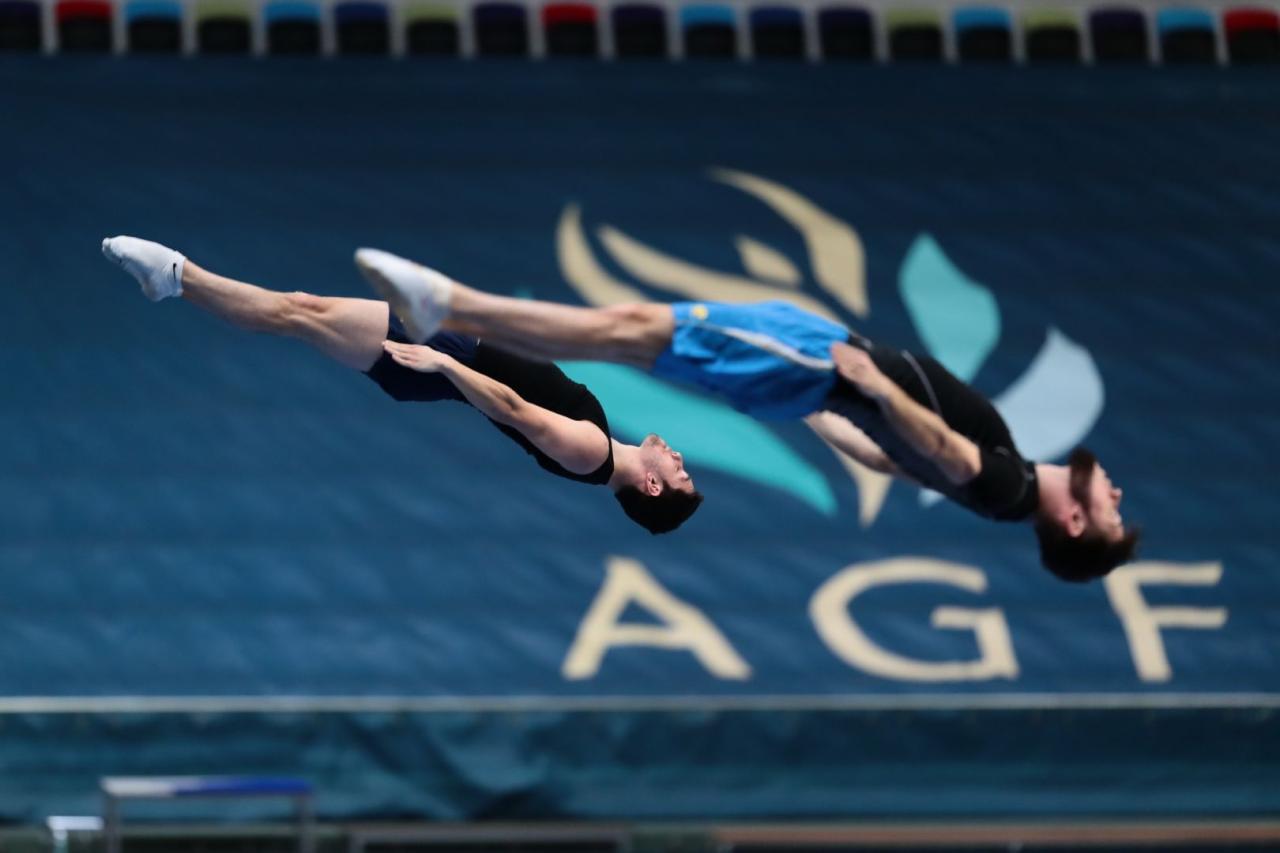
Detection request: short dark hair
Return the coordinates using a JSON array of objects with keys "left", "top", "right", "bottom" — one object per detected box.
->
[
  {"left": 614, "top": 485, "right": 704, "bottom": 535},
  {"left": 1034, "top": 519, "right": 1141, "bottom": 583}
]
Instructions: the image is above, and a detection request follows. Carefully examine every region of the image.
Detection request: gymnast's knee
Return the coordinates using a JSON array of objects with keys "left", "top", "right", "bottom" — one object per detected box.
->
[
  {"left": 600, "top": 303, "right": 669, "bottom": 356},
  {"left": 275, "top": 291, "right": 330, "bottom": 336}
]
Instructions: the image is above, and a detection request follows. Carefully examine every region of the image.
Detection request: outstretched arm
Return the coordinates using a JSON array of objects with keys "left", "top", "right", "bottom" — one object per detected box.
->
[
  {"left": 383, "top": 341, "right": 610, "bottom": 476},
  {"left": 829, "top": 343, "right": 980, "bottom": 485},
  {"left": 805, "top": 411, "right": 899, "bottom": 476}
]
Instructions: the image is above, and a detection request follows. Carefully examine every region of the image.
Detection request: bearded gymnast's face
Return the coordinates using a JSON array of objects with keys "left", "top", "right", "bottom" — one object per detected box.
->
[
  {"left": 642, "top": 433, "right": 696, "bottom": 495},
  {"left": 1069, "top": 448, "right": 1126, "bottom": 543}
]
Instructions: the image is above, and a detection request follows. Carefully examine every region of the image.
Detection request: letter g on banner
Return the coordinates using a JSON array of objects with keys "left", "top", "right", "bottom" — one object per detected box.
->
[{"left": 810, "top": 558, "right": 1019, "bottom": 682}]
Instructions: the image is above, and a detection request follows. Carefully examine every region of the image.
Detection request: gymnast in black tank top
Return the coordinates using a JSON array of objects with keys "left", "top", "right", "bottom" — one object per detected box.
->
[{"left": 365, "top": 326, "right": 614, "bottom": 486}]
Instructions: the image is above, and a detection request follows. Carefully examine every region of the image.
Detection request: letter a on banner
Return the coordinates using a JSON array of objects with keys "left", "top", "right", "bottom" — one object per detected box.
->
[
  {"left": 562, "top": 556, "right": 751, "bottom": 681},
  {"left": 1104, "top": 561, "right": 1228, "bottom": 682}
]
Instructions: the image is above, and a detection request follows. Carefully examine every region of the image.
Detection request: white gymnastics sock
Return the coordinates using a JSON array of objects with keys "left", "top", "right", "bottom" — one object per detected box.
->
[
  {"left": 354, "top": 248, "right": 453, "bottom": 344},
  {"left": 102, "top": 236, "right": 186, "bottom": 302}
]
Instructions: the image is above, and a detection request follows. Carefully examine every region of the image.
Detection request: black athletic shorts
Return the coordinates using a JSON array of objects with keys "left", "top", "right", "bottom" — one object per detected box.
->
[{"left": 364, "top": 315, "right": 479, "bottom": 404}]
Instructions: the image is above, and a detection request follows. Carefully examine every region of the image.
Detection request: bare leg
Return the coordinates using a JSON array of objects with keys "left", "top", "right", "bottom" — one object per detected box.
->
[
  {"left": 442, "top": 283, "right": 675, "bottom": 369},
  {"left": 181, "top": 261, "right": 388, "bottom": 371}
]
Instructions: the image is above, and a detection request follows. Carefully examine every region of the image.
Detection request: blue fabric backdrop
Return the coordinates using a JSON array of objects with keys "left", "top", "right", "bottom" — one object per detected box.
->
[{"left": 0, "top": 59, "right": 1276, "bottom": 821}]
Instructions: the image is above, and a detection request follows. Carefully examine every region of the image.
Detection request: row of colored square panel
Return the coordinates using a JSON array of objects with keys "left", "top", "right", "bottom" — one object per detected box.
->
[{"left": 2, "top": 1, "right": 1278, "bottom": 64}]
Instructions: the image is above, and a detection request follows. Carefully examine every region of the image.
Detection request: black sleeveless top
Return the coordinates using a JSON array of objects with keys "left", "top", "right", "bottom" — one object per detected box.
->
[
  {"left": 826, "top": 336, "right": 1039, "bottom": 522},
  {"left": 471, "top": 343, "right": 615, "bottom": 486}
]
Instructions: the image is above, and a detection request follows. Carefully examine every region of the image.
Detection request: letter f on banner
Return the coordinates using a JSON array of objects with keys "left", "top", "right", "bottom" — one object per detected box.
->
[
  {"left": 1104, "top": 561, "right": 1228, "bottom": 683},
  {"left": 562, "top": 556, "right": 752, "bottom": 681}
]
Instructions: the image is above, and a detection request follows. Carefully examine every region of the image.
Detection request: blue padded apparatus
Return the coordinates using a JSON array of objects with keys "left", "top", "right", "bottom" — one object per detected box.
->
[
  {"left": 1157, "top": 7, "right": 1216, "bottom": 63},
  {"left": 264, "top": 0, "right": 319, "bottom": 53},
  {"left": 680, "top": 3, "right": 733, "bottom": 28},
  {"left": 954, "top": 6, "right": 1011, "bottom": 31},
  {"left": 954, "top": 6, "right": 1012, "bottom": 60},
  {"left": 334, "top": 0, "right": 386, "bottom": 23},
  {"left": 750, "top": 5, "right": 804, "bottom": 58},
  {"left": 750, "top": 6, "right": 800, "bottom": 28},
  {"left": 125, "top": 0, "right": 180, "bottom": 50},
  {"left": 334, "top": 0, "right": 388, "bottom": 54},
  {"left": 124, "top": 0, "right": 178, "bottom": 22},
  {"left": 1157, "top": 7, "right": 1214, "bottom": 33},
  {"left": 264, "top": 1, "right": 318, "bottom": 23},
  {"left": 682, "top": 3, "right": 736, "bottom": 57},
  {"left": 173, "top": 777, "right": 314, "bottom": 797}
]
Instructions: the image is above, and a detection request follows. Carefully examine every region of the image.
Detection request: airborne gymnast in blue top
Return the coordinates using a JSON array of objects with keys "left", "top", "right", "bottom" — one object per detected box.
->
[{"left": 350, "top": 247, "right": 1138, "bottom": 584}]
